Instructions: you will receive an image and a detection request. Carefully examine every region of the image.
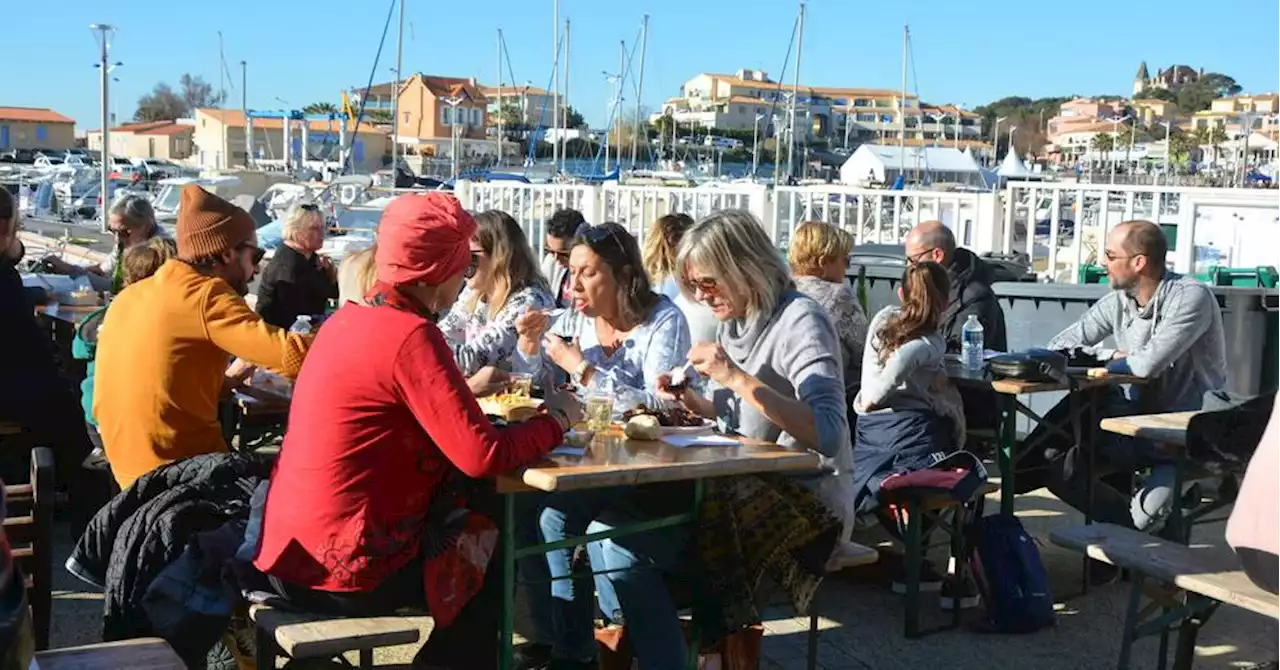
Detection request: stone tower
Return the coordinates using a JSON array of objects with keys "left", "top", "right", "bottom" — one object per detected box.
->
[{"left": 1133, "top": 61, "right": 1150, "bottom": 96}]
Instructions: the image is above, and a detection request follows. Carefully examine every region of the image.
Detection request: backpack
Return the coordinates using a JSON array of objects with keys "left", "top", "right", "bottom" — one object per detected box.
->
[{"left": 968, "top": 514, "right": 1055, "bottom": 634}]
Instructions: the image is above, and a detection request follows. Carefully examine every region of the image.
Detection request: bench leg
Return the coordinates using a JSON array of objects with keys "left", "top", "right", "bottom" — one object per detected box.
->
[
  {"left": 359, "top": 648, "right": 374, "bottom": 669},
  {"left": 255, "top": 625, "right": 277, "bottom": 670},
  {"left": 1156, "top": 605, "right": 1171, "bottom": 670},
  {"left": 1171, "top": 614, "right": 1203, "bottom": 670},
  {"left": 499, "top": 493, "right": 517, "bottom": 670},
  {"left": 1117, "top": 576, "right": 1144, "bottom": 670},
  {"left": 807, "top": 610, "right": 819, "bottom": 670},
  {"left": 949, "top": 506, "right": 966, "bottom": 629},
  {"left": 903, "top": 497, "right": 923, "bottom": 639}
]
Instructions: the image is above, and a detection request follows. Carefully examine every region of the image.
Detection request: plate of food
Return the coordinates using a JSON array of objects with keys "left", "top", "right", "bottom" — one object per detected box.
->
[
  {"left": 622, "top": 405, "right": 714, "bottom": 437},
  {"left": 478, "top": 393, "right": 544, "bottom": 422}
]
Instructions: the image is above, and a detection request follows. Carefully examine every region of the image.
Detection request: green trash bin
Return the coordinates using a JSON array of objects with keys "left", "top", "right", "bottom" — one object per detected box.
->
[
  {"left": 1078, "top": 264, "right": 1109, "bottom": 284},
  {"left": 1211, "top": 266, "right": 1280, "bottom": 288}
]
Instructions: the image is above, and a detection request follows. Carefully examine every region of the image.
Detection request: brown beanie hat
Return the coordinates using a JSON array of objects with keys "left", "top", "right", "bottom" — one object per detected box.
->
[{"left": 176, "top": 184, "right": 257, "bottom": 261}]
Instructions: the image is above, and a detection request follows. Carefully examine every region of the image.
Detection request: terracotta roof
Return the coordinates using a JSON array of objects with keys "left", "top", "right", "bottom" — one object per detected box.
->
[
  {"left": 0, "top": 106, "right": 75, "bottom": 124},
  {"left": 136, "top": 124, "right": 194, "bottom": 136},
  {"left": 920, "top": 104, "right": 979, "bottom": 118},
  {"left": 479, "top": 84, "right": 552, "bottom": 97},
  {"left": 107, "top": 121, "right": 192, "bottom": 135},
  {"left": 196, "top": 109, "right": 386, "bottom": 134},
  {"left": 416, "top": 75, "right": 488, "bottom": 103},
  {"left": 894, "top": 136, "right": 993, "bottom": 150},
  {"left": 810, "top": 86, "right": 908, "bottom": 100},
  {"left": 353, "top": 81, "right": 398, "bottom": 97},
  {"left": 1056, "top": 121, "right": 1126, "bottom": 135}
]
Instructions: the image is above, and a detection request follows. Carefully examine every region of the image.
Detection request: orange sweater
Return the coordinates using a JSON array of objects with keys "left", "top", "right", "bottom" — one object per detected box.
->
[{"left": 94, "top": 260, "right": 311, "bottom": 488}]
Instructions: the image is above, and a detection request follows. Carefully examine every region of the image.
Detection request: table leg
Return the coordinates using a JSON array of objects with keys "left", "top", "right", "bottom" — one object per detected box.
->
[
  {"left": 1083, "top": 389, "right": 1099, "bottom": 594},
  {"left": 686, "top": 479, "right": 704, "bottom": 670},
  {"left": 499, "top": 492, "right": 517, "bottom": 670},
  {"left": 998, "top": 394, "right": 1018, "bottom": 516}
]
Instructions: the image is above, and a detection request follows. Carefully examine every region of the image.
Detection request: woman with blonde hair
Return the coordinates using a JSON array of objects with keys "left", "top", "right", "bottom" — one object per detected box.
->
[
  {"left": 851, "top": 261, "right": 966, "bottom": 596},
  {"left": 337, "top": 242, "right": 377, "bottom": 307},
  {"left": 788, "top": 221, "right": 867, "bottom": 397},
  {"left": 439, "top": 210, "right": 554, "bottom": 394},
  {"left": 255, "top": 204, "right": 337, "bottom": 328},
  {"left": 643, "top": 212, "right": 717, "bottom": 342}
]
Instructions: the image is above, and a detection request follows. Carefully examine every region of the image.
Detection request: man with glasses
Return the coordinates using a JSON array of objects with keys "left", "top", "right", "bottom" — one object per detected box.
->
[
  {"left": 539, "top": 208, "right": 587, "bottom": 309},
  {"left": 94, "top": 185, "right": 314, "bottom": 488},
  {"left": 903, "top": 220, "right": 1007, "bottom": 352},
  {"left": 1038, "top": 220, "right": 1225, "bottom": 534}
]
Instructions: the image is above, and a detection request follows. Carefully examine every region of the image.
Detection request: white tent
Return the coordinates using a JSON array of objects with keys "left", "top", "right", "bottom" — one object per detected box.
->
[
  {"left": 839, "top": 145, "right": 990, "bottom": 188},
  {"left": 997, "top": 150, "right": 1040, "bottom": 180}
]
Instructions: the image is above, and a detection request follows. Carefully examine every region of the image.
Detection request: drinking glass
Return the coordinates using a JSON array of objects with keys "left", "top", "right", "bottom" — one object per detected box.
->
[
  {"left": 585, "top": 392, "right": 615, "bottom": 432},
  {"left": 507, "top": 372, "right": 534, "bottom": 397}
]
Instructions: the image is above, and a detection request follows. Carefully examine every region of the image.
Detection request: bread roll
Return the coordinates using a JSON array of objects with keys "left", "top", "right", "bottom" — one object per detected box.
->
[{"left": 624, "top": 414, "right": 663, "bottom": 441}]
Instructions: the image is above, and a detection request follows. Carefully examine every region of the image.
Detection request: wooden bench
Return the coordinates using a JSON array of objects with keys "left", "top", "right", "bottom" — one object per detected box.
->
[
  {"left": 3, "top": 446, "right": 54, "bottom": 650},
  {"left": 879, "top": 481, "right": 1000, "bottom": 638},
  {"left": 35, "top": 637, "right": 185, "bottom": 670},
  {"left": 250, "top": 604, "right": 433, "bottom": 669},
  {"left": 1050, "top": 523, "right": 1279, "bottom": 670}
]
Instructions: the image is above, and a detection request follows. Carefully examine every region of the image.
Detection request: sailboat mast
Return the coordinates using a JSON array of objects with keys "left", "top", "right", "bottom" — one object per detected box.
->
[
  {"left": 391, "top": 0, "right": 405, "bottom": 173},
  {"left": 787, "top": 2, "right": 804, "bottom": 182},
  {"left": 898, "top": 24, "right": 907, "bottom": 182},
  {"left": 562, "top": 19, "right": 570, "bottom": 174},
  {"left": 631, "top": 14, "right": 650, "bottom": 168},
  {"left": 496, "top": 29, "right": 503, "bottom": 168},
  {"left": 551, "top": 0, "right": 560, "bottom": 174}
]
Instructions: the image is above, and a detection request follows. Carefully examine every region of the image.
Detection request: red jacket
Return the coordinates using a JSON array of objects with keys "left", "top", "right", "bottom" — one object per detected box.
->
[{"left": 254, "top": 301, "right": 561, "bottom": 592}]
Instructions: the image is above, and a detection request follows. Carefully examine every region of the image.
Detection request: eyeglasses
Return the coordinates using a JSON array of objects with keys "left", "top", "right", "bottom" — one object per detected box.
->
[
  {"left": 299, "top": 203, "right": 320, "bottom": 212},
  {"left": 547, "top": 248, "right": 571, "bottom": 259},
  {"left": 1104, "top": 250, "right": 1145, "bottom": 262},
  {"left": 684, "top": 276, "right": 720, "bottom": 295},
  {"left": 238, "top": 243, "right": 266, "bottom": 265},
  {"left": 907, "top": 248, "right": 937, "bottom": 264},
  {"left": 464, "top": 253, "right": 480, "bottom": 279}
]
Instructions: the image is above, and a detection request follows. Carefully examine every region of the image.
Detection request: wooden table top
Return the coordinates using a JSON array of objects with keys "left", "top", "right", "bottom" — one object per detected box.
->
[
  {"left": 35, "top": 637, "right": 186, "bottom": 669},
  {"left": 1099, "top": 411, "right": 1197, "bottom": 447},
  {"left": 235, "top": 384, "right": 292, "bottom": 416},
  {"left": 947, "top": 362, "right": 1145, "bottom": 396},
  {"left": 37, "top": 303, "right": 102, "bottom": 324},
  {"left": 497, "top": 432, "right": 822, "bottom": 493}
]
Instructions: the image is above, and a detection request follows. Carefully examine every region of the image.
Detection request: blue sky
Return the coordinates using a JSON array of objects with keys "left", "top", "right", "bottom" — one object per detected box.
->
[{"left": 8, "top": 0, "right": 1278, "bottom": 131}]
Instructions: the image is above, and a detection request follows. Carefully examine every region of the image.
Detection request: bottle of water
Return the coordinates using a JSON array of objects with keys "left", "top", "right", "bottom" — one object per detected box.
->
[
  {"left": 961, "top": 314, "right": 985, "bottom": 371},
  {"left": 289, "top": 315, "right": 313, "bottom": 335}
]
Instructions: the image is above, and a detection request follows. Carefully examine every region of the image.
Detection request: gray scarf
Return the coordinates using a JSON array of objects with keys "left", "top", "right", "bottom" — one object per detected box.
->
[{"left": 719, "top": 289, "right": 802, "bottom": 363}]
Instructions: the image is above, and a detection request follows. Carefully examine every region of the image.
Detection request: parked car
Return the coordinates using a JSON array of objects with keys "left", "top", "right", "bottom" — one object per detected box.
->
[{"left": 0, "top": 149, "right": 37, "bottom": 164}]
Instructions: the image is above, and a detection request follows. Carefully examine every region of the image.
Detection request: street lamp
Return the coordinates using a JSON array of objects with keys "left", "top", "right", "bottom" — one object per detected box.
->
[
  {"left": 992, "top": 116, "right": 1007, "bottom": 166},
  {"left": 928, "top": 112, "right": 948, "bottom": 147},
  {"left": 1109, "top": 114, "right": 1132, "bottom": 184},
  {"left": 90, "top": 23, "right": 115, "bottom": 232},
  {"left": 752, "top": 112, "right": 764, "bottom": 179},
  {"left": 440, "top": 95, "right": 466, "bottom": 179},
  {"left": 1159, "top": 120, "right": 1172, "bottom": 184},
  {"left": 954, "top": 103, "right": 966, "bottom": 149},
  {"left": 1007, "top": 125, "right": 1018, "bottom": 165}
]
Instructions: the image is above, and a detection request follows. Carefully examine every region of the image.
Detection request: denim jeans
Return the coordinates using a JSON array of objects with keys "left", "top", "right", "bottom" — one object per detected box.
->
[{"left": 538, "top": 487, "right": 687, "bottom": 670}]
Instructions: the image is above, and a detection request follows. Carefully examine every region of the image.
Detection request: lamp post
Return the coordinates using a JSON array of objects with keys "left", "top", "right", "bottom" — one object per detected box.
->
[
  {"left": 992, "top": 116, "right": 1006, "bottom": 167},
  {"left": 90, "top": 23, "right": 115, "bottom": 232},
  {"left": 752, "top": 112, "right": 764, "bottom": 179},
  {"left": 1109, "top": 114, "right": 1132, "bottom": 184},
  {"left": 1007, "top": 125, "right": 1018, "bottom": 165},
  {"left": 954, "top": 103, "right": 966, "bottom": 149},
  {"left": 440, "top": 95, "right": 466, "bottom": 179},
  {"left": 928, "top": 112, "right": 948, "bottom": 147},
  {"left": 1160, "top": 120, "right": 1172, "bottom": 184}
]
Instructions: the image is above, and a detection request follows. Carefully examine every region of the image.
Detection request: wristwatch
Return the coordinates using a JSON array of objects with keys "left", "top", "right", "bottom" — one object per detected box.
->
[{"left": 570, "top": 360, "right": 592, "bottom": 387}]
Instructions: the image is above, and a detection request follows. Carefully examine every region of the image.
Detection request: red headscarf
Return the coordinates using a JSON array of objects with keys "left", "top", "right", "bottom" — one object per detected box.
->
[{"left": 375, "top": 192, "right": 477, "bottom": 286}]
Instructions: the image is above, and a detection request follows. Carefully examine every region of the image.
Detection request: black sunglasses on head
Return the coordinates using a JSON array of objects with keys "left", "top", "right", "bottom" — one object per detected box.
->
[{"left": 581, "top": 224, "right": 627, "bottom": 252}]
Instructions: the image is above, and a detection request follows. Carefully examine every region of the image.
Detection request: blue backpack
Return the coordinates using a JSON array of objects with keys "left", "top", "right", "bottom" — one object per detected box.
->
[{"left": 968, "top": 514, "right": 1055, "bottom": 634}]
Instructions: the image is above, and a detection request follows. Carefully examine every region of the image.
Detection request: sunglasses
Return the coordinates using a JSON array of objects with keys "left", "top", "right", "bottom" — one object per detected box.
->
[
  {"left": 464, "top": 253, "right": 480, "bottom": 279},
  {"left": 581, "top": 224, "right": 627, "bottom": 252},
  {"left": 299, "top": 203, "right": 320, "bottom": 212},
  {"left": 683, "top": 276, "right": 720, "bottom": 295},
  {"left": 238, "top": 243, "right": 266, "bottom": 265}
]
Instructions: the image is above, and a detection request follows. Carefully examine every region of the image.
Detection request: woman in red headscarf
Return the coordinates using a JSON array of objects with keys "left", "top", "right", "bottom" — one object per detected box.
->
[{"left": 254, "top": 193, "right": 580, "bottom": 668}]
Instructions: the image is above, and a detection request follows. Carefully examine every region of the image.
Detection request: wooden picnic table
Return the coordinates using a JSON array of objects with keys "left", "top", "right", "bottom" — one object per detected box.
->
[
  {"left": 35, "top": 637, "right": 186, "bottom": 669},
  {"left": 37, "top": 302, "right": 102, "bottom": 325},
  {"left": 497, "top": 430, "right": 822, "bottom": 670},
  {"left": 946, "top": 360, "right": 1145, "bottom": 516},
  {"left": 497, "top": 432, "right": 822, "bottom": 493},
  {"left": 1099, "top": 411, "right": 1195, "bottom": 447}
]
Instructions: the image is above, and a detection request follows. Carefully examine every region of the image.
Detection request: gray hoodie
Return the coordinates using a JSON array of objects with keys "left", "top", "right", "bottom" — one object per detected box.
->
[{"left": 1046, "top": 273, "right": 1226, "bottom": 412}]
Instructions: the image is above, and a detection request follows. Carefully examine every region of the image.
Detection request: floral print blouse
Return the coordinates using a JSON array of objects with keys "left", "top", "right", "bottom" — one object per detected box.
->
[{"left": 438, "top": 284, "right": 555, "bottom": 376}]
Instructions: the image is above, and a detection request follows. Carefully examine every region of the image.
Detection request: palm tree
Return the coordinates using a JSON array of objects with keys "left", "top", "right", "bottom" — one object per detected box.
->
[
  {"left": 1191, "top": 126, "right": 1211, "bottom": 166},
  {"left": 302, "top": 102, "right": 339, "bottom": 115},
  {"left": 1207, "top": 125, "right": 1229, "bottom": 168},
  {"left": 1091, "top": 132, "right": 1114, "bottom": 172}
]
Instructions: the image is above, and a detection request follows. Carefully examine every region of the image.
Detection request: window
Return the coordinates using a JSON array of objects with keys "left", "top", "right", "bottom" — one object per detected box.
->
[
  {"left": 442, "top": 107, "right": 452, "bottom": 125},
  {"left": 472, "top": 108, "right": 482, "bottom": 125},
  {"left": 403, "top": 112, "right": 409, "bottom": 124},
  {"left": 35, "top": 125, "right": 47, "bottom": 141},
  {"left": 856, "top": 113, "right": 876, "bottom": 123}
]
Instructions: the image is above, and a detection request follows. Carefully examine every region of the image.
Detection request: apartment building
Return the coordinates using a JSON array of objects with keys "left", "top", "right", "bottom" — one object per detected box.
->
[
  {"left": 85, "top": 121, "right": 195, "bottom": 161},
  {"left": 1190, "top": 93, "right": 1280, "bottom": 135},
  {"left": 650, "top": 69, "right": 980, "bottom": 146},
  {"left": 351, "top": 74, "right": 494, "bottom": 161},
  {"left": 479, "top": 84, "right": 564, "bottom": 129}
]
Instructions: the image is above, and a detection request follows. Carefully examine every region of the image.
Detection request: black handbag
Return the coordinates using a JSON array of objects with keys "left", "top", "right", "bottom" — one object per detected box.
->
[{"left": 987, "top": 349, "right": 1070, "bottom": 385}]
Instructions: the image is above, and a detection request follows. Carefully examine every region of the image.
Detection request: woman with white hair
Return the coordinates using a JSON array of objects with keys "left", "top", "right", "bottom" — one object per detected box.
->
[
  {"left": 255, "top": 204, "right": 337, "bottom": 329},
  {"left": 43, "top": 195, "right": 161, "bottom": 292}
]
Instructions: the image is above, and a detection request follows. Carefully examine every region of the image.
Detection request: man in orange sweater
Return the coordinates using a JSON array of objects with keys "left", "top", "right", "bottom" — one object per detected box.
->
[{"left": 94, "top": 185, "right": 312, "bottom": 488}]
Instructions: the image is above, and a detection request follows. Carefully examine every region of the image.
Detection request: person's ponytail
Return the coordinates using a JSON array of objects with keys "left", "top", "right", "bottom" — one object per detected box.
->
[{"left": 875, "top": 261, "right": 950, "bottom": 365}]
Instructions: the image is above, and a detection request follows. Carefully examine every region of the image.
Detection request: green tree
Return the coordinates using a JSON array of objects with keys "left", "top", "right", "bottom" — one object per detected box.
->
[
  {"left": 303, "top": 102, "right": 339, "bottom": 114},
  {"left": 564, "top": 106, "right": 586, "bottom": 129},
  {"left": 1207, "top": 125, "right": 1229, "bottom": 165},
  {"left": 135, "top": 83, "right": 186, "bottom": 121},
  {"left": 366, "top": 109, "right": 393, "bottom": 124},
  {"left": 653, "top": 113, "right": 676, "bottom": 143},
  {"left": 1090, "top": 132, "right": 1114, "bottom": 153},
  {"left": 496, "top": 104, "right": 524, "bottom": 130},
  {"left": 1169, "top": 131, "right": 1197, "bottom": 164},
  {"left": 1136, "top": 88, "right": 1178, "bottom": 103}
]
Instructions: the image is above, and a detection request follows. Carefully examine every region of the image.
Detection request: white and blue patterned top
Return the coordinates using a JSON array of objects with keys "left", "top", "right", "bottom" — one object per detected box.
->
[
  {"left": 439, "top": 284, "right": 556, "bottom": 377},
  {"left": 516, "top": 294, "right": 691, "bottom": 410}
]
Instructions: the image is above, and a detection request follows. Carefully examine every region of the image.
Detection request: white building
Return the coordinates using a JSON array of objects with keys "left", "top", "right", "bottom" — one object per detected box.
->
[{"left": 480, "top": 84, "right": 566, "bottom": 129}]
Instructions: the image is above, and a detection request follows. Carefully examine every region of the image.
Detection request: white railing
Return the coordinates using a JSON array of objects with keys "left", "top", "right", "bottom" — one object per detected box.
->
[
  {"left": 454, "top": 179, "right": 1277, "bottom": 282},
  {"left": 1003, "top": 181, "right": 1280, "bottom": 282}
]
